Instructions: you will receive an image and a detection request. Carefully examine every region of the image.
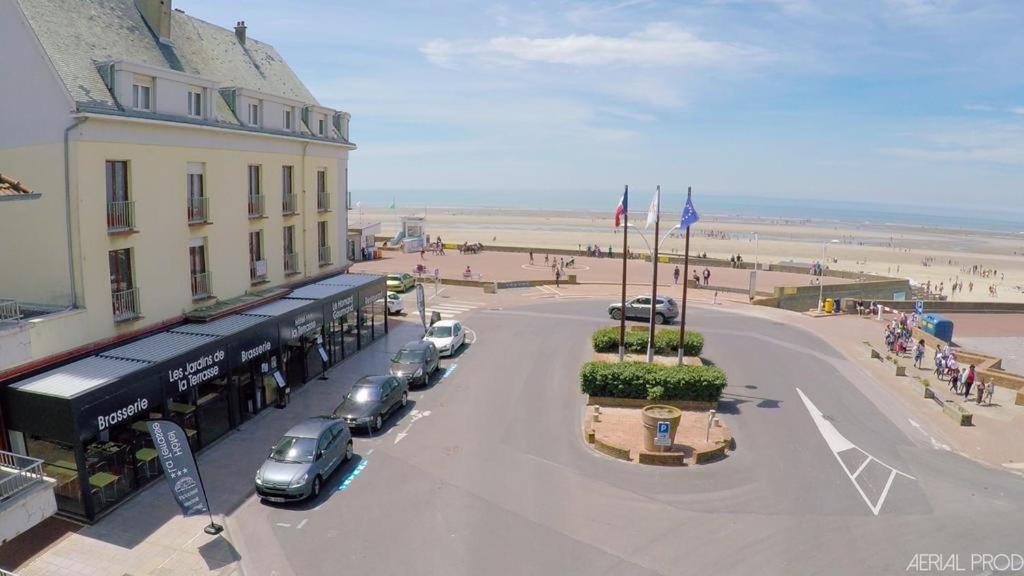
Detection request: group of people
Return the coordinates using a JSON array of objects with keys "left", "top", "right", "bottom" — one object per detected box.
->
[
  {"left": 934, "top": 346, "right": 993, "bottom": 405},
  {"left": 671, "top": 266, "right": 712, "bottom": 286},
  {"left": 884, "top": 315, "right": 918, "bottom": 358},
  {"left": 583, "top": 244, "right": 613, "bottom": 258}
]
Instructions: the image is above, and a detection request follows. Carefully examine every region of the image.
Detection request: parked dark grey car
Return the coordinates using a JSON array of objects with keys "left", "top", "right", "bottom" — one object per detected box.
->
[
  {"left": 608, "top": 295, "right": 678, "bottom": 324},
  {"left": 332, "top": 376, "right": 409, "bottom": 433},
  {"left": 389, "top": 341, "right": 439, "bottom": 387},
  {"left": 255, "top": 416, "right": 353, "bottom": 503}
]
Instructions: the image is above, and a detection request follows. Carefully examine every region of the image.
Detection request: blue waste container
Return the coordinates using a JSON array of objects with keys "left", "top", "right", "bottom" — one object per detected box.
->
[{"left": 919, "top": 313, "right": 954, "bottom": 343}]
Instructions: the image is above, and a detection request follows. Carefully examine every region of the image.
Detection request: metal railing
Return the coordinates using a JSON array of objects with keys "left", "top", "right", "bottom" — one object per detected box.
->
[
  {"left": 250, "top": 259, "right": 268, "bottom": 283},
  {"left": 317, "top": 190, "right": 330, "bottom": 212},
  {"left": 187, "top": 196, "right": 209, "bottom": 224},
  {"left": 282, "top": 193, "right": 298, "bottom": 215},
  {"left": 283, "top": 252, "right": 299, "bottom": 275},
  {"left": 319, "top": 245, "right": 332, "bottom": 266},
  {"left": 191, "top": 271, "right": 212, "bottom": 300},
  {"left": 111, "top": 287, "right": 141, "bottom": 322},
  {"left": 248, "top": 194, "right": 265, "bottom": 218},
  {"left": 107, "top": 200, "right": 136, "bottom": 232},
  {"left": 1, "top": 568, "right": 20, "bottom": 576},
  {"left": 0, "top": 451, "right": 45, "bottom": 503},
  {"left": 0, "top": 299, "right": 21, "bottom": 322}
]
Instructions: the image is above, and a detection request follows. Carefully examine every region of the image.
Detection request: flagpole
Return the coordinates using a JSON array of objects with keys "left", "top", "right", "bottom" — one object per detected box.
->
[
  {"left": 646, "top": 186, "right": 661, "bottom": 363},
  {"left": 678, "top": 187, "right": 692, "bottom": 366},
  {"left": 619, "top": 186, "right": 628, "bottom": 361}
]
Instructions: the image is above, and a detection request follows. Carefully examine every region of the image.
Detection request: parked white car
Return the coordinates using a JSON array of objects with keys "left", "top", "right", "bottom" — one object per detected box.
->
[
  {"left": 423, "top": 320, "right": 465, "bottom": 357},
  {"left": 386, "top": 291, "right": 404, "bottom": 315}
]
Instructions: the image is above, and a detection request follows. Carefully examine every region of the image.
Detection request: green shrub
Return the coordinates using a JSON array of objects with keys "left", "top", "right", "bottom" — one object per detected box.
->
[
  {"left": 579, "top": 361, "right": 727, "bottom": 402},
  {"left": 591, "top": 327, "right": 703, "bottom": 357}
]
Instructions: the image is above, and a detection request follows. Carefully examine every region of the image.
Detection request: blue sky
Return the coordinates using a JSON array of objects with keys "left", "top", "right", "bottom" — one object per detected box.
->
[{"left": 177, "top": 0, "right": 1024, "bottom": 208}]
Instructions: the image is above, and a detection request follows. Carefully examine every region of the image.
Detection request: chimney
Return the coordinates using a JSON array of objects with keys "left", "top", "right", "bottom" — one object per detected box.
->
[
  {"left": 135, "top": 0, "right": 172, "bottom": 44},
  {"left": 235, "top": 21, "right": 247, "bottom": 46}
]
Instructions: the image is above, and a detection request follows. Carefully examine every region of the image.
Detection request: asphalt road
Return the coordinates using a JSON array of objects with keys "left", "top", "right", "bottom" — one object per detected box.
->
[{"left": 231, "top": 299, "right": 1024, "bottom": 576}]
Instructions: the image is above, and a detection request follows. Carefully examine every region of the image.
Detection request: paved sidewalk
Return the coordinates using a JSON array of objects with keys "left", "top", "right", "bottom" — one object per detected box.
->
[{"left": 12, "top": 322, "right": 424, "bottom": 576}]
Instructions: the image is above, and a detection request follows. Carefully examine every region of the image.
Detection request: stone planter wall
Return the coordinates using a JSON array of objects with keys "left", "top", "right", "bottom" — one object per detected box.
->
[{"left": 586, "top": 396, "right": 717, "bottom": 411}]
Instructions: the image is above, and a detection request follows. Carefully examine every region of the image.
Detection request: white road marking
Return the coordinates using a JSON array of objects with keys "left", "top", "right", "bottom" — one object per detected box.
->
[
  {"left": 465, "top": 328, "right": 477, "bottom": 344},
  {"left": 796, "top": 388, "right": 915, "bottom": 516},
  {"left": 296, "top": 518, "right": 308, "bottom": 530},
  {"left": 394, "top": 409, "right": 431, "bottom": 445},
  {"left": 275, "top": 523, "right": 292, "bottom": 528},
  {"left": 909, "top": 418, "right": 950, "bottom": 450},
  {"left": 366, "top": 448, "right": 374, "bottom": 455}
]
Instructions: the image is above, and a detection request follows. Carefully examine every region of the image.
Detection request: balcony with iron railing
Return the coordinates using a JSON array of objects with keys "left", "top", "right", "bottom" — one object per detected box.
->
[
  {"left": 0, "top": 451, "right": 45, "bottom": 505},
  {"left": 282, "top": 192, "right": 298, "bottom": 215},
  {"left": 248, "top": 194, "right": 265, "bottom": 219},
  {"left": 250, "top": 259, "right": 268, "bottom": 283},
  {"left": 187, "top": 196, "right": 209, "bottom": 225},
  {"left": 111, "top": 287, "right": 141, "bottom": 322},
  {"left": 0, "top": 299, "right": 21, "bottom": 323},
  {"left": 317, "top": 190, "right": 331, "bottom": 212},
  {"left": 107, "top": 200, "right": 136, "bottom": 233},
  {"left": 283, "top": 251, "right": 300, "bottom": 275},
  {"left": 319, "top": 244, "right": 332, "bottom": 266},
  {"left": 191, "top": 271, "right": 212, "bottom": 300}
]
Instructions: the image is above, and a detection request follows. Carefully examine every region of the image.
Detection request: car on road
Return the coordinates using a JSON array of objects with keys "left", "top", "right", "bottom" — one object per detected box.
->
[
  {"left": 255, "top": 416, "right": 353, "bottom": 503},
  {"left": 608, "top": 295, "right": 678, "bottom": 324},
  {"left": 332, "top": 375, "right": 409, "bottom": 433},
  {"left": 423, "top": 319, "right": 466, "bottom": 357},
  {"left": 386, "top": 291, "right": 404, "bottom": 314},
  {"left": 386, "top": 273, "right": 416, "bottom": 292},
  {"left": 389, "top": 341, "right": 439, "bottom": 387}
]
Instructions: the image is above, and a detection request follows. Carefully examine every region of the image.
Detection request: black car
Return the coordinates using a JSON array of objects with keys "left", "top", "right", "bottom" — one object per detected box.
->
[
  {"left": 389, "top": 341, "right": 440, "bottom": 387},
  {"left": 332, "top": 375, "right": 409, "bottom": 433}
]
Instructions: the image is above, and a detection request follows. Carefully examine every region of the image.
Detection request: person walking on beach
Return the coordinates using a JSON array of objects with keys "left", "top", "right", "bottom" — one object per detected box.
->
[
  {"left": 529, "top": 251, "right": 534, "bottom": 264},
  {"left": 420, "top": 247, "right": 425, "bottom": 259},
  {"left": 963, "top": 365, "right": 976, "bottom": 399},
  {"left": 703, "top": 267, "right": 711, "bottom": 286},
  {"left": 555, "top": 267, "right": 562, "bottom": 288},
  {"left": 913, "top": 339, "right": 925, "bottom": 368},
  {"left": 673, "top": 266, "right": 680, "bottom": 285},
  {"left": 975, "top": 379, "right": 985, "bottom": 405},
  {"left": 544, "top": 254, "right": 549, "bottom": 265}
]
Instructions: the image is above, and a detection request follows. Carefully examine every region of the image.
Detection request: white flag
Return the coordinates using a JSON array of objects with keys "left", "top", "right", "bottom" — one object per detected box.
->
[{"left": 645, "top": 187, "right": 660, "bottom": 229}]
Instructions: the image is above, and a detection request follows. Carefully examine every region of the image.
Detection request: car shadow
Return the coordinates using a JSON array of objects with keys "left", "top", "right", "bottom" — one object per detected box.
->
[
  {"left": 348, "top": 399, "right": 418, "bottom": 437},
  {"left": 410, "top": 368, "right": 444, "bottom": 391},
  {"left": 261, "top": 454, "right": 367, "bottom": 511},
  {"left": 446, "top": 342, "right": 473, "bottom": 359}
]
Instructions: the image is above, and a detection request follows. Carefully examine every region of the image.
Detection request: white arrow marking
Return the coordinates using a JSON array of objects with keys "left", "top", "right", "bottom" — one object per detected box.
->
[
  {"left": 796, "top": 388, "right": 915, "bottom": 516},
  {"left": 394, "top": 410, "right": 431, "bottom": 444}
]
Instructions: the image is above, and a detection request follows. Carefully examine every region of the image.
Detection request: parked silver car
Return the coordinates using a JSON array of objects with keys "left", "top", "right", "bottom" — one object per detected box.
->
[
  {"left": 255, "top": 416, "right": 353, "bottom": 503},
  {"left": 607, "top": 295, "right": 679, "bottom": 324}
]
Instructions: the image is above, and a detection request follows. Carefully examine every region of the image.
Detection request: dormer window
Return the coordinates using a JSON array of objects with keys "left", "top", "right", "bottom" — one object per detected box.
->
[
  {"left": 132, "top": 83, "right": 151, "bottom": 111},
  {"left": 284, "top": 109, "right": 293, "bottom": 131},
  {"left": 248, "top": 103, "right": 260, "bottom": 126},
  {"left": 318, "top": 118, "right": 325, "bottom": 136},
  {"left": 188, "top": 90, "right": 202, "bottom": 117}
]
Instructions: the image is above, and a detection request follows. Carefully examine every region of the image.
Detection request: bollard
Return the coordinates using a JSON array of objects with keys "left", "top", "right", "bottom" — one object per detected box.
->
[{"left": 706, "top": 409, "right": 716, "bottom": 442}]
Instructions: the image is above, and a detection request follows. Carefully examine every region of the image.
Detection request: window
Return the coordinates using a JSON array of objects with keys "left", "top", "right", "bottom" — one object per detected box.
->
[
  {"left": 187, "top": 163, "right": 206, "bottom": 223},
  {"left": 248, "top": 165, "right": 261, "bottom": 196},
  {"left": 109, "top": 248, "right": 134, "bottom": 293},
  {"left": 248, "top": 165, "right": 263, "bottom": 217},
  {"left": 132, "top": 83, "right": 151, "bottom": 111},
  {"left": 318, "top": 221, "right": 328, "bottom": 248},
  {"left": 250, "top": 230, "right": 266, "bottom": 281},
  {"left": 283, "top": 109, "right": 292, "bottom": 130},
  {"left": 249, "top": 102, "right": 259, "bottom": 126},
  {"left": 317, "top": 169, "right": 328, "bottom": 211},
  {"left": 188, "top": 90, "right": 202, "bottom": 117},
  {"left": 189, "top": 242, "right": 210, "bottom": 299},
  {"left": 106, "top": 161, "right": 129, "bottom": 204},
  {"left": 283, "top": 225, "right": 295, "bottom": 255},
  {"left": 318, "top": 118, "right": 325, "bottom": 136},
  {"left": 318, "top": 221, "right": 330, "bottom": 265},
  {"left": 282, "top": 165, "right": 294, "bottom": 212}
]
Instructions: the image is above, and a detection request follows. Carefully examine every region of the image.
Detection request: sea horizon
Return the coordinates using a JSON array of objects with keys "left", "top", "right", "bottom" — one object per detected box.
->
[{"left": 351, "top": 190, "right": 1024, "bottom": 235}]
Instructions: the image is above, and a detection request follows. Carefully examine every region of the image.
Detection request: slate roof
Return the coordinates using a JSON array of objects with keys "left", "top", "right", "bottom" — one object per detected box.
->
[
  {"left": 0, "top": 174, "right": 39, "bottom": 199},
  {"left": 16, "top": 0, "right": 319, "bottom": 113}
]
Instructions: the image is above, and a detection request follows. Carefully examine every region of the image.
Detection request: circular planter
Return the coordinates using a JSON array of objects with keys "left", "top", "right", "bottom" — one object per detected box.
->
[{"left": 641, "top": 404, "right": 682, "bottom": 452}]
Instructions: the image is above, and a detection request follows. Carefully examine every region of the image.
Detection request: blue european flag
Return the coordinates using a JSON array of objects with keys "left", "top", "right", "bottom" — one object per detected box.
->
[{"left": 679, "top": 190, "right": 700, "bottom": 229}]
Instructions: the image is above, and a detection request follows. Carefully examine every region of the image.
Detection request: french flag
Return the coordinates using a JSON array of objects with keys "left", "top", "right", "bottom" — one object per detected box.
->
[{"left": 614, "top": 186, "right": 628, "bottom": 227}]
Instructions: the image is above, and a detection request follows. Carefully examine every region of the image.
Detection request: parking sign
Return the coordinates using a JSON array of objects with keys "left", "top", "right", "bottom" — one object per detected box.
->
[
  {"left": 654, "top": 421, "right": 672, "bottom": 447},
  {"left": 915, "top": 300, "right": 924, "bottom": 315}
]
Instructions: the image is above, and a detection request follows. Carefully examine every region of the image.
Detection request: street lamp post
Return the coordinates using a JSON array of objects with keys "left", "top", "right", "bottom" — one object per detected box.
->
[{"left": 817, "top": 241, "right": 826, "bottom": 312}]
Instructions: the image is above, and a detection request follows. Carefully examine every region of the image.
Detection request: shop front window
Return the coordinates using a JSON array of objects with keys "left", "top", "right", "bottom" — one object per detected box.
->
[
  {"left": 343, "top": 310, "right": 358, "bottom": 357},
  {"left": 358, "top": 303, "right": 372, "bottom": 349},
  {"left": 372, "top": 296, "right": 387, "bottom": 340},
  {"left": 168, "top": 390, "right": 200, "bottom": 451},
  {"left": 26, "top": 437, "right": 86, "bottom": 516},
  {"left": 195, "top": 375, "right": 231, "bottom": 447}
]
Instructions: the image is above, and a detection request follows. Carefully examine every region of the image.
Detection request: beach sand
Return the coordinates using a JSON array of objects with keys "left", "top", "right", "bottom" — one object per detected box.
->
[{"left": 353, "top": 207, "right": 1024, "bottom": 302}]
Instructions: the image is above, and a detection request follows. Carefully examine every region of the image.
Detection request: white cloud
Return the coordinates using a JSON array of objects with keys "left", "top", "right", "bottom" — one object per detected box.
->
[
  {"left": 880, "top": 120, "right": 1024, "bottom": 165},
  {"left": 420, "top": 23, "right": 769, "bottom": 69},
  {"left": 964, "top": 104, "right": 995, "bottom": 112},
  {"left": 1010, "top": 107, "right": 1024, "bottom": 115}
]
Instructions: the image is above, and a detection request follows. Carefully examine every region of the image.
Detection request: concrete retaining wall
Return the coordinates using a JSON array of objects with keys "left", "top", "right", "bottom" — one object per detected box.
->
[
  {"left": 586, "top": 396, "right": 718, "bottom": 411},
  {"left": 593, "top": 437, "right": 631, "bottom": 461},
  {"left": 911, "top": 327, "right": 1024, "bottom": 391},
  {"left": 767, "top": 279, "right": 911, "bottom": 312}
]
